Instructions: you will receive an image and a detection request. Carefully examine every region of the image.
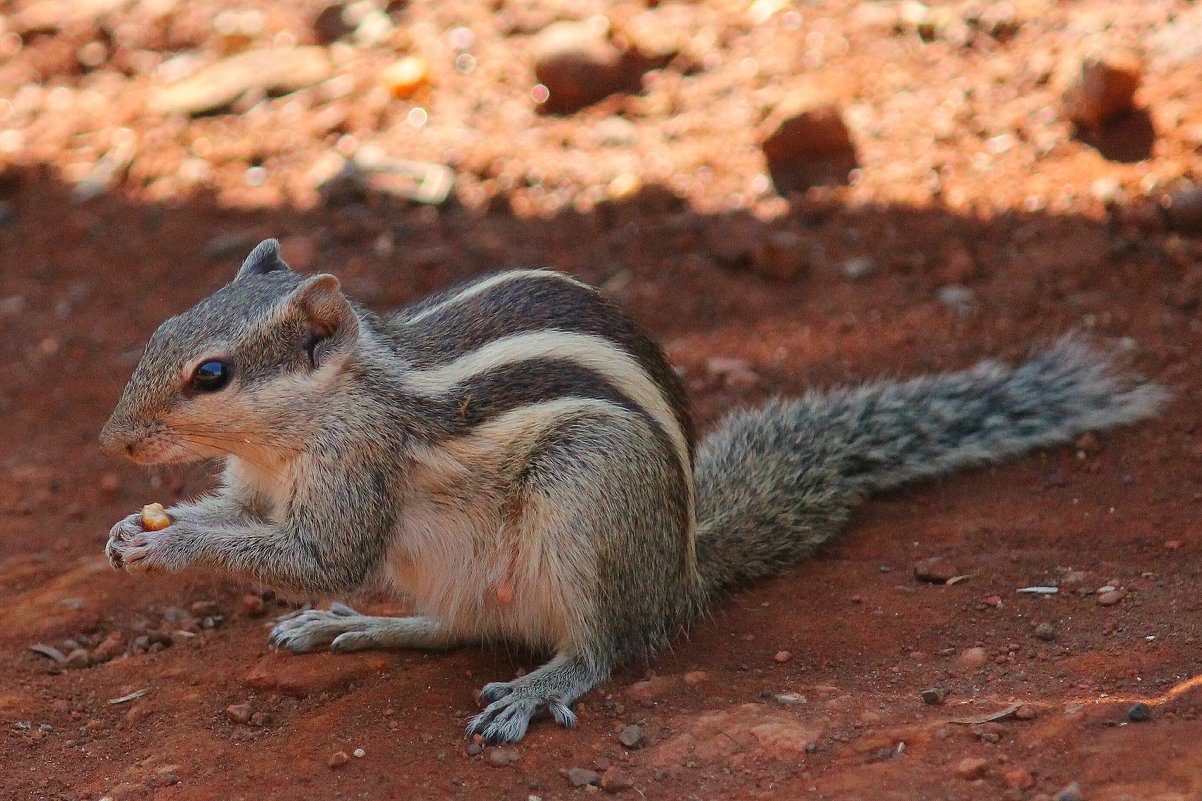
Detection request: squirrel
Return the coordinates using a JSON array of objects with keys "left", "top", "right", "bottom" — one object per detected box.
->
[{"left": 100, "top": 239, "right": 1166, "bottom": 743}]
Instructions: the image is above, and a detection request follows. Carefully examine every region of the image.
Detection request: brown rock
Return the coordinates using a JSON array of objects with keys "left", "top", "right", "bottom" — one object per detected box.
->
[
  {"left": 955, "top": 757, "right": 990, "bottom": 780},
  {"left": 618, "top": 724, "right": 646, "bottom": 749},
  {"left": 244, "top": 652, "right": 394, "bottom": 696},
  {"left": 1097, "top": 588, "right": 1128, "bottom": 606},
  {"left": 683, "top": 670, "right": 709, "bottom": 686},
  {"left": 532, "top": 21, "right": 635, "bottom": 114},
  {"left": 1014, "top": 704, "right": 1038, "bottom": 721},
  {"left": 1061, "top": 47, "right": 1142, "bottom": 128},
  {"left": 625, "top": 675, "right": 677, "bottom": 705},
  {"left": 914, "top": 557, "right": 958, "bottom": 583},
  {"left": 1004, "top": 767, "right": 1035, "bottom": 790},
  {"left": 1034, "top": 622, "right": 1056, "bottom": 641},
  {"left": 773, "top": 650, "right": 793, "bottom": 663},
  {"left": 957, "top": 647, "right": 988, "bottom": 670},
  {"left": 759, "top": 94, "right": 854, "bottom": 166},
  {"left": 239, "top": 594, "right": 266, "bottom": 618},
  {"left": 152, "top": 47, "right": 333, "bottom": 116},
  {"left": 91, "top": 631, "right": 125, "bottom": 664},
  {"left": 567, "top": 767, "right": 601, "bottom": 787},
  {"left": 225, "top": 703, "right": 253, "bottom": 725},
  {"left": 65, "top": 648, "right": 90, "bottom": 669},
  {"left": 601, "top": 767, "right": 635, "bottom": 793},
  {"left": 328, "top": 750, "right": 350, "bottom": 768},
  {"left": 487, "top": 746, "right": 520, "bottom": 767}
]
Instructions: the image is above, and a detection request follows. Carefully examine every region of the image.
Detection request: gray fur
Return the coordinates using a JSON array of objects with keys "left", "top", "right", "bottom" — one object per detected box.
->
[{"left": 101, "top": 240, "right": 1167, "bottom": 744}]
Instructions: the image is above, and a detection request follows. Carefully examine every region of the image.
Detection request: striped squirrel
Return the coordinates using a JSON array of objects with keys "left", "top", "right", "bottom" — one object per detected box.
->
[{"left": 100, "top": 239, "right": 1166, "bottom": 743}]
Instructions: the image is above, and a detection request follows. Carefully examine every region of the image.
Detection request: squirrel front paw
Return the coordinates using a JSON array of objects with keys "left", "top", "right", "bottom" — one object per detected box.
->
[{"left": 105, "top": 512, "right": 193, "bottom": 572}]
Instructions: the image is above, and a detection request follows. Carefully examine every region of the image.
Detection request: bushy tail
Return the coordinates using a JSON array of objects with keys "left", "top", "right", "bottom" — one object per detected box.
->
[{"left": 693, "top": 336, "right": 1168, "bottom": 597}]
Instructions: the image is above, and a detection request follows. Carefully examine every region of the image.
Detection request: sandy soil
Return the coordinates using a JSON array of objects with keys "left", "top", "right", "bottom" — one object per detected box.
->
[{"left": 2, "top": 1, "right": 1202, "bottom": 799}]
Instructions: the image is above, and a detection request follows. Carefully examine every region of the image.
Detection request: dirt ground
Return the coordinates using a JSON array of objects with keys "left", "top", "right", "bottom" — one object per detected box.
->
[{"left": 2, "top": 0, "right": 1202, "bottom": 799}]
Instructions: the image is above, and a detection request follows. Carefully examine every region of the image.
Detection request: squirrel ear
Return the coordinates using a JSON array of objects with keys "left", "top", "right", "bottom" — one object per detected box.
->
[
  {"left": 291, "top": 274, "right": 360, "bottom": 361},
  {"left": 235, "top": 239, "right": 291, "bottom": 282}
]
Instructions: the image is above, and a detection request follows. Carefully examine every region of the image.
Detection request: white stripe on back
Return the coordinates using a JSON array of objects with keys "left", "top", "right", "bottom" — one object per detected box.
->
[{"left": 403, "top": 269, "right": 586, "bottom": 325}]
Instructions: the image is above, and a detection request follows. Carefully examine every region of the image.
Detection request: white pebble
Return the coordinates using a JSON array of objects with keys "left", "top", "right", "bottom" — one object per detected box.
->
[{"left": 353, "top": 748, "right": 366, "bottom": 758}]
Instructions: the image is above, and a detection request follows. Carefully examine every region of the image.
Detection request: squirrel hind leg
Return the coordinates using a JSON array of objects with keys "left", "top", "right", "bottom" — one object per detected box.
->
[
  {"left": 467, "top": 652, "right": 608, "bottom": 743},
  {"left": 268, "top": 607, "right": 453, "bottom": 653}
]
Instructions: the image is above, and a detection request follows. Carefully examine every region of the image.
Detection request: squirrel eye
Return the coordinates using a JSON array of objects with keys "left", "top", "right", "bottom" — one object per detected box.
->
[{"left": 192, "top": 359, "right": 232, "bottom": 392}]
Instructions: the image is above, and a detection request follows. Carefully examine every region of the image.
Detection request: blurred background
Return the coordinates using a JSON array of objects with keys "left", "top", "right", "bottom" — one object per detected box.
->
[{"left": 1, "top": 1, "right": 1201, "bottom": 799}]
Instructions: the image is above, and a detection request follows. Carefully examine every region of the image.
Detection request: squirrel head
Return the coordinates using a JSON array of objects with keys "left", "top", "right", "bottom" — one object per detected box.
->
[{"left": 100, "top": 239, "right": 361, "bottom": 465}]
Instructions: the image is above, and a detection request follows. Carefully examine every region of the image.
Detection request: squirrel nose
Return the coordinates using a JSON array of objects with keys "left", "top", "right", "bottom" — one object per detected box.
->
[{"left": 98, "top": 417, "right": 130, "bottom": 456}]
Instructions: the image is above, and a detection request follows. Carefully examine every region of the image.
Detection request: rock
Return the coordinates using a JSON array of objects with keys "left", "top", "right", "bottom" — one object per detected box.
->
[
  {"left": 567, "top": 768, "right": 601, "bottom": 787},
  {"left": 843, "top": 256, "right": 878, "bottom": 281},
  {"left": 488, "top": 747, "right": 520, "bottom": 767},
  {"left": 920, "top": 687, "right": 946, "bottom": 705},
  {"left": 381, "top": 57, "right": 430, "bottom": 99},
  {"left": 313, "top": 2, "right": 353, "bottom": 44},
  {"left": 751, "top": 231, "right": 809, "bottom": 281},
  {"left": 957, "top": 647, "right": 988, "bottom": 670},
  {"left": 245, "top": 652, "right": 394, "bottom": 696},
  {"left": 29, "top": 644, "right": 67, "bottom": 664},
  {"left": 91, "top": 631, "right": 125, "bottom": 664},
  {"left": 250, "top": 711, "right": 271, "bottom": 727},
  {"left": 1004, "top": 767, "right": 1035, "bottom": 790},
  {"left": 1061, "top": 48, "right": 1142, "bottom": 128},
  {"left": 1160, "top": 184, "right": 1202, "bottom": 235},
  {"left": 225, "top": 703, "right": 253, "bottom": 725},
  {"left": 773, "top": 650, "right": 793, "bottom": 663},
  {"left": 328, "top": 750, "right": 350, "bottom": 768},
  {"left": 625, "top": 675, "right": 677, "bottom": 705},
  {"left": 955, "top": 757, "right": 990, "bottom": 780},
  {"left": 152, "top": 47, "right": 334, "bottom": 116},
  {"left": 532, "top": 20, "right": 635, "bottom": 114},
  {"left": 618, "top": 724, "right": 646, "bottom": 749},
  {"left": 936, "top": 284, "right": 974, "bottom": 314},
  {"left": 1055, "top": 781, "right": 1084, "bottom": 801},
  {"left": 65, "top": 648, "right": 90, "bottom": 669},
  {"left": 353, "top": 747, "right": 365, "bottom": 758},
  {"left": 1034, "top": 623, "right": 1056, "bottom": 642},
  {"left": 1127, "top": 702, "right": 1151, "bottom": 722},
  {"left": 683, "top": 670, "right": 708, "bottom": 686},
  {"left": 913, "top": 557, "right": 958, "bottom": 583},
  {"left": 758, "top": 94, "right": 854, "bottom": 167},
  {"left": 1096, "top": 588, "right": 1128, "bottom": 606},
  {"left": 466, "top": 742, "right": 482, "bottom": 756},
  {"left": 600, "top": 767, "right": 634, "bottom": 793},
  {"left": 239, "top": 594, "right": 266, "bottom": 618}
]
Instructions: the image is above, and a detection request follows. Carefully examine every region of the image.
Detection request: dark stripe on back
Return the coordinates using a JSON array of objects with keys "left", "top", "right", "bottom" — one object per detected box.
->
[{"left": 390, "top": 273, "right": 695, "bottom": 456}]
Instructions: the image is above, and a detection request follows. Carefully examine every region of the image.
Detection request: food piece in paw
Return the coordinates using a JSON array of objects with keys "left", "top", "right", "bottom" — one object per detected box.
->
[{"left": 140, "top": 503, "right": 171, "bottom": 531}]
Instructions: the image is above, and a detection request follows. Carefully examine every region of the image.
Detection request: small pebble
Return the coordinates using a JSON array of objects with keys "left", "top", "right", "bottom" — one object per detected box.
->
[
  {"left": 955, "top": 757, "right": 990, "bottom": 780},
  {"left": 1055, "top": 781, "right": 1084, "bottom": 801},
  {"left": 682, "top": 670, "right": 708, "bottom": 686},
  {"left": 920, "top": 687, "right": 946, "bottom": 705},
  {"left": 600, "top": 767, "right": 634, "bottom": 793},
  {"left": 240, "top": 594, "right": 266, "bottom": 617},
  {"left": 381, "top": 57, "right": 430, "bottom": 99},
  {"left": 1004, "top": 767, "right": 1035, "bottom": 790},
  {"left": 488, "top": 747, "right": 520, "bottom": 767},
  {"left": 1034, "top": 622, "right": 1056, "bottom": 641},
  {"left": 842, "top": 256, "right": 879, "bottom": 281},
  {"left": 618, "top": 724, "right": 646, "bottom": 749},
  {"left": 225, "top": 703, "right": 253, "bottom": 725},
  {"left": 1127, "top": 702, "right": 1151, "bottom": 722},
  {"left": 774, "top": 650, "right": 793, "bottom": 663},
  {"left": 1097, "top": 588, "right": 1128, "bottom": 606},
  {"left": 567, "top": 767, "right": 601, "bottom": 787},
  {"left": 91, "top": 631, "right": 125, "bottom": 664},
  {"left": 329, "top": 750, "right": 350, "bottom": 768},
  {"left": 466, "top": 743, "right": 482, "bottom": 756},
  {"left": 65, "top": 648, "right": 90, "bottom": 669},
  {"left": 913, "top": 556, "right": 958, "bottom": 583},
  {"left": 353, "top": 748, "right": 366, "bottom": 758},
  {"left": 1014, "top": 704, "right": 1038, "bottom": 721}
]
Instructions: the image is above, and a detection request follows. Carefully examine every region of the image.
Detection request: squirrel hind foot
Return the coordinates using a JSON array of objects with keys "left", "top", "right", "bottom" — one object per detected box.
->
[{"left": 466, "top": 654, "right": 602, "bottom": 743}]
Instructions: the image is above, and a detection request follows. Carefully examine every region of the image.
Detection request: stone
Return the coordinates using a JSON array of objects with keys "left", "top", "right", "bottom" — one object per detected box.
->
[
  {"left": 682, "top": 670, "right": 708, "bottom": 686},
  {"left": 532, "top": 21, "right": 635, "bottom": 114},
  {"left": 152, "top": 47, "right": 334, "bottom": 116},
  {"left": 773, "top": 650, "right": 793, "bottom": 663},
  {"left": 955, "top": 757, "right": 990, "bottom": 780},
  {"left": 913, "top": 557, "right": 958, "bottom": 583},
  {"left": 625, "top": 675, "right": 677, "bottom": 704},
  {"left": 91, "top": 631, "right": 125, "bottom": 664},
  {"left": 225, "top": 703, "right": 253, "bottom": 725},
  {"left": 239, "top": 594, "right": 266, "bottom": 618},
  {"left": 65, "top": 648, "right": 90, "bottom": 669},
  {"left": 920, "top": 687, "right": 945, "bottom": 705},
  {"left": 381, "top": 57, "right": 430, "bottom": 99},
  {"left": 600, "top": 767, "right": 634, "bottom": 793},
  {"left": 1034, "top": 622, "right": 1056, "bottom": 641},
  {"left": 1127, "top": 702, "right": 1151, "bottom": 722},
  {"left": 567, "top": 768, "right": 601, "bottom": 787},
  {"left": 842, "top": 256, "right": 878, "bottom": 281},
  {"left": 488, "top": 747, "right": 520, "bottom": 767},
  {"left": 328, "top": 750, "right": 350, "bottom": 768},
  {"left": 1004, "top": 767, "right": 1035, "bottom": 790},
  {"left": 244, "top": 652, "right": 394, "bottom": 696},
  {"left": 1096, "top": 588, "right": 1127, "bottom": 606},
  {"left": 957, "top": 647, "right": 988, "bottom": 670},
  {"left": 1061, "top": 47, "right": 1142, "bottom": 128},
  {"left": 618, "top": 724, "right": 646, "bottom": 749},
  {"left": 758, "top": 94, "right": 854, "bottom": 166}
]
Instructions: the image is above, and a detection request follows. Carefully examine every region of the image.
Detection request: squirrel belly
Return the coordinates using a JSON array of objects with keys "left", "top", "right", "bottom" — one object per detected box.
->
[{"left": 101, "top": 240, "right": 1167, "bottom": 744}]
